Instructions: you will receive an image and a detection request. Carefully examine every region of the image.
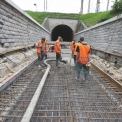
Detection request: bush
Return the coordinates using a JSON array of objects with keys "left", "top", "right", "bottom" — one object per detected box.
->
[
  {"left": 111, "top": 0, "right": 122, "bottom": 13},
  {"left": 98, "top": 18, "right": 109, "bottom": 23}
]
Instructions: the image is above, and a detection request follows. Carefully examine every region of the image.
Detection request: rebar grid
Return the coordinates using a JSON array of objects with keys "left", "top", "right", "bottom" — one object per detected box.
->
[
  {"left": 0, "top": 61, "right": 122, "bottom": 122},
  {"left": 31, "top": 62, "right": 122, "bottom": 122},
  {"left": 0, "top": 62, "right": 44, "bottom": 122}
]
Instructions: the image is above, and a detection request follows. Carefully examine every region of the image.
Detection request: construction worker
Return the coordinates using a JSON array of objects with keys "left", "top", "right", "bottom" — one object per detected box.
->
[
  {"left": 43, "top": 39, "right": 47, "bottom": 59},
  {"left": 36, "top": 38, "right": 45, "bottom": 67},
  {"left": 82, "top": 42, "right": 91, "bottom": 75},
  {"left": 76, "top": 37, "right": 90, "bottom": 81},
  {"left": 73, "top": 41, "right": 81, "bottom": 66},
  {"left": 82, "top": 42, "right": 90, "bottom": 56},
  {"left": 54, "top": 36, "right": 62, "bottom": 68},
  {"left": 70, "top": 40, "right": 76, "bottom": 56},
  {"left": 48, "top": 45, "right": 54, "bottom": 52}
]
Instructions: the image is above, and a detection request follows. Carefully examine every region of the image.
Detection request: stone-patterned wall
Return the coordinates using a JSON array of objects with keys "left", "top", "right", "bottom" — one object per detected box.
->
[
  {"left": 74, "top": 15, "right": 122, "bottom": 55},
  {"left": 0, "top": 0, "right": 51, "bottom": 52}
]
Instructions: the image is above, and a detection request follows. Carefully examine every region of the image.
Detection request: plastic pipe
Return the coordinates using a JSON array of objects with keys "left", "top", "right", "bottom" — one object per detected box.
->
[{"left": 21, "top": 59, "right": 55, "bottom": 122}]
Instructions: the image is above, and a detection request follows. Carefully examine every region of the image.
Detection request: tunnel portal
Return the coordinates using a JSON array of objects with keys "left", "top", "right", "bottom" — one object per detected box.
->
[{"left": 51, "top": 24, "right": 73, "bottom": 42}]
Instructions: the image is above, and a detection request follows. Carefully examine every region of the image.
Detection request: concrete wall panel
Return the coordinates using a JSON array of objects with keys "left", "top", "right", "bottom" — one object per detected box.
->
[
  {"left": 42, "top": 18, "right": 86, "bottom": 34},
  {"left": 0, "top": 0, "right": 51, "bottom": 52},
  {"left": 74, "top": 15, "right": 122, "bottom": 55}
]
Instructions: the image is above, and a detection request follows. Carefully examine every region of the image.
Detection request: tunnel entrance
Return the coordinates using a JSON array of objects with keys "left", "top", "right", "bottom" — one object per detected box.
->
[{"left": 51, "top": 24, "right": 73, "bottom": 42}]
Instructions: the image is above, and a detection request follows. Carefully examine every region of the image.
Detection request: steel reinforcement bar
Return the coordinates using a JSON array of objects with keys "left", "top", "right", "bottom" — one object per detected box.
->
[
  {"left": 0, "top": 61, "right": 44, "bottom": 122},
  {"left": 0, "top": 60, "right": 122, "bottom": 122},
  {"left": 30, "top": 61, "right": 122, "bottom": 122}
]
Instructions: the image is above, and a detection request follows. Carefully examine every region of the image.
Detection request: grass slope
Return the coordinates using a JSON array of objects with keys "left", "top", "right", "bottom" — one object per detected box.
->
[{"left": 25, "top": 10, "right": 122, "bottom": 27}]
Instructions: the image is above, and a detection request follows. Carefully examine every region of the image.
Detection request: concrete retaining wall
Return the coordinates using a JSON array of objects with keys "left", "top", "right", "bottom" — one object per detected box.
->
[
  {"left": 42, "top": 18, "right": 86, "bottom": 34},
  {"left": 0, "top": 0, "right": 51, "bottom": 52},
  {"left": 74, "top": 14, "right": 122, "bottom": 55}
]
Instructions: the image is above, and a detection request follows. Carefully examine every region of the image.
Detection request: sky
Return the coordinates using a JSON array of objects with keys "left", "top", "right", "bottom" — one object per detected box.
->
[{"left": 11, "top": 0, "right": 116, "bottom": 14}]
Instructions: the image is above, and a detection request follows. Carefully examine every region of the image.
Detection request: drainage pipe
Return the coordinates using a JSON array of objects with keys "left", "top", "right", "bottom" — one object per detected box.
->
[{"left": 21, "top": 59, "right": 55, "bottom": 122}]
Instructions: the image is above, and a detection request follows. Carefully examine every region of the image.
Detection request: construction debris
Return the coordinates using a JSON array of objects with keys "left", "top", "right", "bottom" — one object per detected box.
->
[{"left": 91, "top": 55, "right": 122, "bottom": 83}]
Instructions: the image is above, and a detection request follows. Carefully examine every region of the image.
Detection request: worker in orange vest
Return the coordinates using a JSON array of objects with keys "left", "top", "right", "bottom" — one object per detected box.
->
[
  {"left": 48, "top": 45, "right": 54, "bottom": 52},
  {"left": 43, "top": 39, "right": 47, "bottom": 59},
  {"left": 36, "top": 38, "right": 45, "bottom": 67},
  {"left": 82, "top": 42, "right": 90, "bottom": 55},
  {"left": 70, "top": 40, "right": 76, "bottom": 57},
  {"left": 75, "top": 37, "right": 90, "bottom": 81},
  {"left": 73, "top": 41, "right": 81, "bottom": 67},
  {"left": 54, "top": 36, "right": 62, "bottom": 68}
]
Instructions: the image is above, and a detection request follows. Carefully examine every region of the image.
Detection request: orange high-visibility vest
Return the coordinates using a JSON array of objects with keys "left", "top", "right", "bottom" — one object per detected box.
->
[
  {"left": 36, "top": 40, "right": 41, "bottom": 53},
  {"left": 44, "top": 41, "right": 47, "bottom": 53},
  {"left": 54, "top": 40, "right": 61, "bottom": 53},
  {"left": 83, "top": 44, "right": 90, "bottom": 55},
  {"left": 70, "top": 41, "right": 74, "bottom": 50},
  {"left": 73, "top": 42, "right": 81, "bottom": 56},
  {"left": 73, "top": 49, "right": 77, "bottom": 55},
  {"left": 77, "top": 44, "right": 90, "bottom": 64}
]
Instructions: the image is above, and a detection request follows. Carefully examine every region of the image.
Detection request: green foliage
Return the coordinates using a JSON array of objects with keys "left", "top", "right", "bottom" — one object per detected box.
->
[
  {"left": 111, "top": 0, "right": 122, "bottom": 13},
  {"left": 79, "top": 11, "right": 111, "bottom": 27},
  {"left": 25, "top": 10, "right": 122, "bottom": 28}
]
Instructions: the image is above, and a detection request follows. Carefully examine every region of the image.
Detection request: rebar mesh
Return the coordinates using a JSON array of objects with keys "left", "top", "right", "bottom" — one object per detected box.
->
[
  {"left": 0, "top": 62, "right": 44, "bottom": 122},
  {"left": 31, "top": 62, "right": 122, "bottom": 122},
  {"left": 0, "top": 61, "right": 122, "bottom": 122}
]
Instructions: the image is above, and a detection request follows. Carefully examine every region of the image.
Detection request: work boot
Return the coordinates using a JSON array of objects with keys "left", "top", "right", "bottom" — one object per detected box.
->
[
  {"left": 56, "top": 60, "right": 58, "bottom": 66},
  {"left": 75, "top": 72, "right": 80, "bottom": 81},
  {"left": 40, "top": 60, "right": 45, "bottom": 67},
  {"left": 57, "top": 62, "right": 61, "bottom": 68},
  {"left": 45, "top": 55, "right": 47, "bottom": 59},
  {"left": 77, "top": 72, "right": 80, "bottom": 79},
  {"left": 56, "top": 60, "right": 61, "bottom": 68},
  {"left": 84, "top": 74, "right": 88, "bottom": 82},
  {"left": 74, "top": 62, "right": 76, "bottom": 70}
]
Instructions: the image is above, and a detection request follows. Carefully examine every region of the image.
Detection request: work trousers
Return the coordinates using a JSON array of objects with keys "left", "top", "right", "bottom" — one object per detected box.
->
[
  {"left": 37, "top": 52, "right": 43, "bottom": 66},
  {"left": 56, "top": 53, "right": 61, "bottom": 66},
  {"left": 74, "top": 55, "right": 76, "bottom": 62},
  {"left": 43, "top": 52, "right": 47, "bottom": 59},
  {"left": 76, "top": 62, "right": 89, "bottom": 75}
]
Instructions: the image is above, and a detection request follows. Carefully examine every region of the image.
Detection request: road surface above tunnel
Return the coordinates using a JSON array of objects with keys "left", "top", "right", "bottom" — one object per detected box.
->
[{"left": 51, "top": 24, "right": 73, "bottom": 42}]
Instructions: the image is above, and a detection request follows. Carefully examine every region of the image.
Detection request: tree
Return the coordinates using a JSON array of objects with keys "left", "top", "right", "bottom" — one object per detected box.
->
[
  {"left": 80, "top": 0, "right": 84, "bottom": 14},
  {"left": 106, "top": 0, "right": 110, "bottom": 11},
  {"left": 96, "top": 0, "right": 100, "bottom": 12},
  {"left": 111, "top": 0, "right": 122, "bottom": 13},
  {"left": 88, "top": 0, "right": 91, "bottom": 13}
]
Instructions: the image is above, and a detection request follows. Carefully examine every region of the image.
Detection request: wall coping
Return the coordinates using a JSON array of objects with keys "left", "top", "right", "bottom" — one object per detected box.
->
[
  {"left": 4, "top": 0, "right": 50, "bottom": 34},
  {"left": 75, "top": 13, "right": 122, "bottom": 35}
]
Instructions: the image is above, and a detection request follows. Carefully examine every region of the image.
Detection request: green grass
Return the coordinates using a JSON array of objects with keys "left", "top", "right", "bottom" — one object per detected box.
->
[{"left": 25, "top": 10, "right": 122, "bottom": 27}]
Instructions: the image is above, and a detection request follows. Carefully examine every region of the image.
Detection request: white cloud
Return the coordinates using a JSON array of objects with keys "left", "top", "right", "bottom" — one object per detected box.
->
[{"left": 11, "top": 0, "right": 115, "bottom": 14}]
